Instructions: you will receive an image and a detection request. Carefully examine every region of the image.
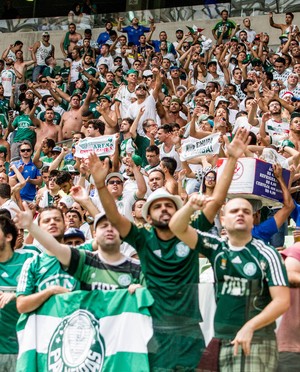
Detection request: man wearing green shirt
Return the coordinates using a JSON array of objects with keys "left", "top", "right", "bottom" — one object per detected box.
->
[
  {"left": 8, "top": 98, "right": 36, "bottom": 159},
  {"left": 170, "top": 196, "right": 290, "bottom": 371},
  {"left": 75, "top": 128, "right": 250, "bottom": 370},
  {"left": 212, "top": 9, "right": 237, "bottom": 43},
  {"left": 0, "top": 216, "right": 36, "bottom": 371}
]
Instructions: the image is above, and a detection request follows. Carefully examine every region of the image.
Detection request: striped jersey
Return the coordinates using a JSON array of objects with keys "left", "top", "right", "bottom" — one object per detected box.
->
[
  {"left": 195, "top": 231, "right": 289, "bottom": 339},
  {"left": 67, "top": 248, "right": 143, "bottom": 291}
]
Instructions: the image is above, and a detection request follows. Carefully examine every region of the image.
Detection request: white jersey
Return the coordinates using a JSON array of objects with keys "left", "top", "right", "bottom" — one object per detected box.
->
[
  {"left": 70, "top": 59, "right": 83, "bottom": 83},
  {"left": 36, "top": 41, "right": 53, "bottom": 66},
  {"left": 159, "top": 143, "right": 182, "bottom": 171},
  {"left": 126, "top": 95, "right": 159, "bottom": 137},
  {"left": 0, "top": 69, "right": 16, "bottom": 97},
  {"left": 114, "top": 85, "right": 137, "bottom": 118}
]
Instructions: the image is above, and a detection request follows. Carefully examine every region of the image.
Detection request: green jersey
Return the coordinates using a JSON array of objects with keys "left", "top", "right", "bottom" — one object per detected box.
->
[
  {"left": 123, "top": 213, "right": 213, "bottom": 326},
  {"left": 0, "top": 113, "right": 8, "bottom": 128},
  {"left": 212, "top": 20, "right": 236, "bottom": 39},
  {"left": 16, "top": 252, "right": 79, "bottom": 296},
  {"left": 0, "top": 249, "right": 36, "bottom": 354},
  {"left": 195, "top": 232, "right": 289, "bottom": 339},
  {"left": 67, "top": 247, "right": 143, "bottom": 291},
  {"left": 80, "top": 67, "right": 97, "bottom": 87},
  {"left": 12, "top": 114, "right": 36, "bottom": 144}
]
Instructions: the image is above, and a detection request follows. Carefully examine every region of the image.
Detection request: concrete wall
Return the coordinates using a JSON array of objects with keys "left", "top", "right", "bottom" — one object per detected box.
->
[{"left": 1, "top": 13, "right": 299, "bottom": 64}]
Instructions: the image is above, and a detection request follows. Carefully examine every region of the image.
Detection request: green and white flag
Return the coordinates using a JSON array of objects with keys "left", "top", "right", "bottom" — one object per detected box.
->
[{"left": 17, "top": 289, "right": 154, "bottom": 371}]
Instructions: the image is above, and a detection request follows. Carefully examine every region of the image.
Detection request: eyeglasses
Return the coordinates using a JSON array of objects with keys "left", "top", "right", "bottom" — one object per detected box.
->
[
  {"left": 107, "top": 180, "right": 123, "bottom": 185},
  {"left": 20, "top": 148, "right": 31, "bottom": 152},
  {"left": 206, "top": 176, "right": 216, "bottom": 181}
]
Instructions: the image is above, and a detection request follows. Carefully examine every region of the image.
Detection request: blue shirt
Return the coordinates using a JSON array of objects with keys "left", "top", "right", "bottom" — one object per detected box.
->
[
  {"left": 121, "top": 25, "right": 150, "bottom": 45},
  {"left": 151, "top": 40, "right": 176, "bottom": 55},
  {"left": 9, "top": 159, "right": 41, "bottom": 202},
  {"left": 291, "top": 200, "right": 300, "bottom": 226},
  {"left": 97, "top": 31, "right": 110, "bottom": 46},
  {"left": 252, "top": 217, "right": 278, "bottom": 244}
]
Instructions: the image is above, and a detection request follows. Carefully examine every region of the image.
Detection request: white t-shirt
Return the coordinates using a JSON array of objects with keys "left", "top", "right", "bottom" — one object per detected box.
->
[{"left": 126, "top": 95, "right": 160, "bottom": 137}]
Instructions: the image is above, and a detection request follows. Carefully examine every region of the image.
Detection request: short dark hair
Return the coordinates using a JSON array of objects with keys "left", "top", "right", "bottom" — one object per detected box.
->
[
  {"left": 0, "top": 216, "right": 18, "bottom": 249},
  {"left": 0, "top": 183, "right": 11, "bottom": 199},
  {"left": 87, "top": 119, "right": 105, "bottom": 135},
  {"left": 149, "top": 168, "right": 165, "bottom": 180},
  {"left": 66, "top": 208, "right": 82, "bottom": 222},
  {"left": 161, "top": 157, "right": 177, "bottom": 176},
  {"left": 241, "top": 79, "right": 254, "bottom": 94},
  {"left": 56, "top": 172, "right": 72, "bottom": 185},
  {"left": 38, "top": 206, "right": 64, "bottom": 225},
  {"left": 44, "top": 138, "right": 56, "bottom": 149},
  {"left": 286, "top": 12, "right": 294, "bottom": 20},
  {"left": 146, "top": 145, "right": 159, "bottom": 155}
]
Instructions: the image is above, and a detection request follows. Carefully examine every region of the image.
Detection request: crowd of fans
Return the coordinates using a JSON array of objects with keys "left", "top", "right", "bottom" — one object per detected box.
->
[{"left": 0, "top": 9, "right": 300, "bottom": 372}]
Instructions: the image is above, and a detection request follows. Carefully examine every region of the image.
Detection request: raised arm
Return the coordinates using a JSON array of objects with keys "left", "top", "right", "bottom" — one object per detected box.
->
[
  {"left": 14, "top": 202, "right": 71, "bottom": 267},
  {"left": 202, "top": 128, "right": 251, "bottom": 223},
  {"left": 88, "top": 153, "right": 132, "bottom": 238},
  {"left": 272, "top": 163, "right": 295, "bottom": 228}
]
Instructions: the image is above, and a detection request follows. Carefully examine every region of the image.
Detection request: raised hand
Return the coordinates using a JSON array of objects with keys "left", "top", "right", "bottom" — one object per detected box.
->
[
  {"left": 13, "top": 202, "right": 33, "bottom": 230},
  {"left": 225, "top": 127, "right": 251, "bottom": 159},
  {"left": 87, "top": 153, "right": 110, "bottom": 188}
]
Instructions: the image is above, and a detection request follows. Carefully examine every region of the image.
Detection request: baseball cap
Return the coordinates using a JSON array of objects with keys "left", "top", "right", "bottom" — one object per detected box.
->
[
  {"left": 93, "top": 212, "right": 107, "bottom": 229},
  {"left": 135, "top": 83, "right": 148, "bottom": 92},
  {"left": 64, "top": 228, "right": 85, "bottom": 241},
  {"left": 64, "top": 58, "right": 72, "bottom": 63},
  {"left": 170, "top": 66, "right": 180, "bottom": 71},
  {"left": 42, "top": 31, "right": 50, "bottom": 36},
  {"left": 105, "top": 172, "right": 124, "bottom": 184},
  {"left": 111, "top": 65, "right": 123, "bottom": 74},
  {"left": 176, "top": 85, "right": 187, "bottom": 92},
  {"left": 127, "top": 69, "right": 138, "bottom": 75},
  {"left": 59, "top": 195, "right": 74, "bottom": 209},
  {"left": 52, "top": 146, "right": 62, "bottom": 153},
  {"left": 142, "top": 188, "right": 183, "bottom": 220},
  {"left": 0, "top": 146, "right": 7, "bottom": 154},
  {"left": 99, "top": 95, "right": 112, "bottom": 102},
  {"left": 215, "top": 96, "right": 229, "bottom": 107},
  {"left": 142, "top": 70, "right": 153, "bottom": 77},
  {"left": 176, "top": 28, "right": 184, "bottom": 32},
  {"left": 132, "top": 154, "right": 142, "bottom": 166}
]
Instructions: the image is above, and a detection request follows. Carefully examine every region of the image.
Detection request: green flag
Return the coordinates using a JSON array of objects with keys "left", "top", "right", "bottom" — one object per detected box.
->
[{"left": 17, "top": 289, "right": 154, "bottom": 371}]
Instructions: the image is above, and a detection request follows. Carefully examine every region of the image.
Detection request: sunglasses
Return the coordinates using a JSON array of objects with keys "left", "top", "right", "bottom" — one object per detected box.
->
[
  {"left": 107, "top": 180, "right": 123, "bottom": 185},
  {"left": 137, "top": 86, "right": 147, "bottom": 90},
  {"left": 41, "top": 80, "right": 47, "bottom": 83},
  {"left": 20, "top": 148, "right": 31, "bottom": 152}
]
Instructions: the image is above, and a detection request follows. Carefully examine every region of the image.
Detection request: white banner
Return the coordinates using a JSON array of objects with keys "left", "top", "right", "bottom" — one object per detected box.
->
[
  {"left": 74, "top": 136, "right": 116, "bottom": 158},
  {"left": 180, "top": 133, "right": 220, "bottom": 161}
]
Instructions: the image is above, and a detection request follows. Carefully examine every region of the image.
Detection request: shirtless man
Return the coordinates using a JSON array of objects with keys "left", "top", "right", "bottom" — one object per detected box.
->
[
  {"left": 269, "top": 12, "right": 299, "bottom": 36},
  {"left": 30, "top": 104, "right": 62, "bottom": 148},
  {"left": 159, "top": 96, "right": 187, "bottom": 127},
  {"left": 60, "top": 86, "right": 92, "bottom": 140},
  {"left": 14, "top": 50, "right": 34, "bottom": 84},
  {"left": 96, "top": 95, "right": 118, "bottom": 135},
  {"left": 60, "top": 23, "right": 82, "bottom": 58}
]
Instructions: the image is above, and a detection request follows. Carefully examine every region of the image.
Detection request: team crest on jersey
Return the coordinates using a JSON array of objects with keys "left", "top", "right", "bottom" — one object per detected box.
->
[
  {"left": 220, "top": 258, "right": 227, "bottom": 270},
  {"left": 243, "top": 262, "right": 257, "bottom": 276},
  {"left": 175, "top": 242, "right": 190, "bottom": 258},
  {"left": 48, "top": 310, "right": 104, "bottom": 371},
  {"left": 118, "top": 274, "right": 132, "bottom": 287}
]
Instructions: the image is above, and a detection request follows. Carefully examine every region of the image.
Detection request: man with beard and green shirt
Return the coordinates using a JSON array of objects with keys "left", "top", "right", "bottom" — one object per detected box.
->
[
  {"left": 7, "top": 98, "right": 36, "bottom": 159},
  {"left": 79, "top": 128, "right": 250, "bottom": 371},
  {"left": 0, "top": 216, "right": 36, "bottom": 371}
]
